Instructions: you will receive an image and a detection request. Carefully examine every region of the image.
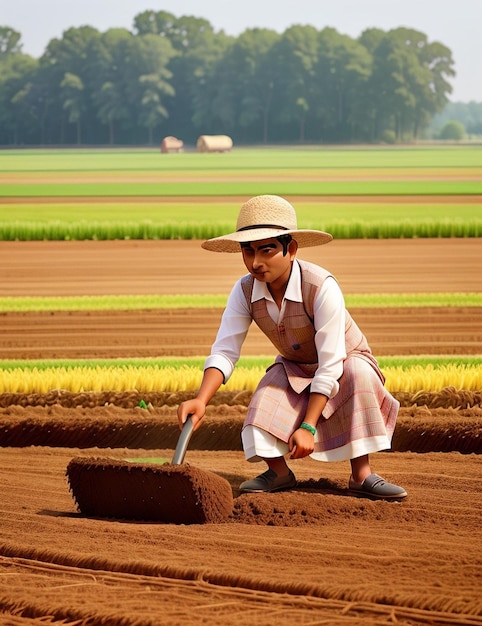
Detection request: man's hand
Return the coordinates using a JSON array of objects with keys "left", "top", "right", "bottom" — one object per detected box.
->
[
  {"left": 177, "top": 399, "right": 206, "bottom": 431},
  {"left": 289, "top": 427, "right": 315, "bottom": 459}
]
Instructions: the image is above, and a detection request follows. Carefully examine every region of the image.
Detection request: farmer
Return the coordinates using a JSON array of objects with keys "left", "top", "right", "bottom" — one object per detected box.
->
[{"left": 177, "top": 195, "right": 407, "bottom": 500}]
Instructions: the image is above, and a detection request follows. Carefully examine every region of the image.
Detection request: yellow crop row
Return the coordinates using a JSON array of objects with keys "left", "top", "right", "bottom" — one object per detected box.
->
[
  {"left": 383, "top": 364, "right": 481, "bottom": 394},
  {"left": 0, "top": 364, "right": 480, "bottom": 395}
]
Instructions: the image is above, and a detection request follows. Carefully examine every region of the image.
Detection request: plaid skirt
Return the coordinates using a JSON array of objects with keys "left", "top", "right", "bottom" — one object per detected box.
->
[{"left": 242, "top": 355, "right": 399, "bottom": 461}]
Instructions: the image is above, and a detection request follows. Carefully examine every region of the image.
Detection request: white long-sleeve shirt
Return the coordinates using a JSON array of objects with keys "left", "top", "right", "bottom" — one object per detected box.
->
[{"left": 204, "top": 259, "right": 347, "bottom": 398}]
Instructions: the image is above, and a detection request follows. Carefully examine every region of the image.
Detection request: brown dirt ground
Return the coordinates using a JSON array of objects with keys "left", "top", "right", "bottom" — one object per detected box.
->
[{"left": 1, "top": 238, "right": 481, "bottom": 625}]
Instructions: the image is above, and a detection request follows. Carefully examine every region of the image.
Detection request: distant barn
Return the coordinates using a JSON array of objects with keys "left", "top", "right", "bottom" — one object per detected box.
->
[
  {"left": 160, "top": 136, "right": 184, "bottom": 153},
  {"left": 196, "top": 135, "right": 233, "bottom": 153}
]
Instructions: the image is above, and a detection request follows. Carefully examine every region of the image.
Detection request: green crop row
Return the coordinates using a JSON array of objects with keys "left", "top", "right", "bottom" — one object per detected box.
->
[
  {"left": 1, "top": 218, "right": 480, "bottom": 241},
  {"left": 0, "top": 293, "right": 479, "bottom": 313},
  {"left": 1, "top": 356, "right": 479, "bottom": 371},
  {"left": 1, "top": 181, "right": 480, "bottom": 197},
  {"left": 2, "top": 199, "right": 480, "bottom": 241}
]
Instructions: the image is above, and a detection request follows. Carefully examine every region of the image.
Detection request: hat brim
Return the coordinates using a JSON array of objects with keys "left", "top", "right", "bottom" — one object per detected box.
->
[{"left": 202, "top": 228, "right": 333, "bottom": 253}]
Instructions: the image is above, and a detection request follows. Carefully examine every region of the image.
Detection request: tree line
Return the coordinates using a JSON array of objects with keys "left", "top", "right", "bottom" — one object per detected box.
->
[{"left": 0, "top": 11, "right": 456, "bottom": 146}]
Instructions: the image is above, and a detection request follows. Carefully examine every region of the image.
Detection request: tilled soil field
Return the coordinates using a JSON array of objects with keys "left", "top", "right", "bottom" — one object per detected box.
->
[{"left": 1, "top": 238, "right": 481, "bottom": 625}]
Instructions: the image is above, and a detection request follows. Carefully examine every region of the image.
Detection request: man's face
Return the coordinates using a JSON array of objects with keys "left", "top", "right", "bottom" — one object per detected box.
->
[{"left": 241, "top": 237, "right": 297, "bottom": 288}]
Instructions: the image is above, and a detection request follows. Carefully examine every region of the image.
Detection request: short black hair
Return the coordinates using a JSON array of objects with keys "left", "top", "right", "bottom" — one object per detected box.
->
[
  {"left": 240, "top": 234, "right": 293, "bottom": 256},
  {"left": 277, "top": 234, "right": 293, "bottom": 255}
]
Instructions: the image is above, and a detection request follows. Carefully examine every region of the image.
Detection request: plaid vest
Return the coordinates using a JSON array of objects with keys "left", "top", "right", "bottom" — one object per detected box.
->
[{"left": 240, "top": 259, "right": 380, "bottom": 385}]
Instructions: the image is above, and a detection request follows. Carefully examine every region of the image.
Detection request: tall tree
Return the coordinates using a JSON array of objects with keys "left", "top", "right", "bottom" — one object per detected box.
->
[
  {"left": 358, "top": 28, "right": 385, "bottom": 55},
  {"left": 196, "top": 28, "right": 280, "bottom": 142},
  {"left": 313, "top": 27, "right": 372, "bottom": 141},
  {"left": 88, "top": 27, "right": 176, "bottom": 144},
  {"left": 367, "top": 28, "right": 454, "bottom": 140},
  {"left": 41, "top": 26, "right": 102, "bottom": 143},
  {"left": 0, "top": 27, "right": 39, "bottom": 144},
  {"left": 134, "top": 10, "right": 231, "bottom": 142},
  {"left": 60, "top": 72, "right": 85, "bottom": 144},
  {"left": 415, "top": 38, "right": 455, "bottom": 136},
  {"left": 138, "top": 72, "right": 175, "bottom": 143},
  {"left": 91, "top": 28, "right": 135, "bottom": 143},
  {"left": 0, "top": 26, "right": 22, "bottom": 55},
  {"left": 93, "top": 81, "right": 127, "bottom": 144},
  {"left": 121, "top": 33, "right": 176, "bottom": 143},
  {"left": 235, "top": 28, "right": 281, "bottom": 143},
  {"left": 269, "top": 25, "right": 320, "bottom": 142}
]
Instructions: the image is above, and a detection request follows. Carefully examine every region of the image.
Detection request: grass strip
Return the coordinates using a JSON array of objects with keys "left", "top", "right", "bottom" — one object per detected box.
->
[
  {"left": 0, "top": 356, "right": 480, "bottom": 371},
  {"left": 0, "top": 293, "right": 480, "bottom": 312},
  {"left": 2, "top": 201, "right": 480, "bottom": 241},
  {"left": 3, "top": 202, "right": 478, "bottom": 224},
  {"left": 1, "top": 146, "right": 481, "bottom": 170},
  {"left": 1, "top": 181, "right": 480, "bottom": 197}
]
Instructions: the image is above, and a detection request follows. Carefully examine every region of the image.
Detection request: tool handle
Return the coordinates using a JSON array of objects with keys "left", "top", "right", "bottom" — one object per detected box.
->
[{"left": 172, "top": 414, "right": 194, "bottom": 465}]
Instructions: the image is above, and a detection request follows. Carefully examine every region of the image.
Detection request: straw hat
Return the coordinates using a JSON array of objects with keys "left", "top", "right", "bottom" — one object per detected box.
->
[{"left": 202, "top": 195, "right": 333, "bottom": 253}]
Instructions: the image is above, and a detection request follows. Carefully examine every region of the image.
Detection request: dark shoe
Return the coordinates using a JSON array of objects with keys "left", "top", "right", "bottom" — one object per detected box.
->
[
  {"left": 239, "top": 469, "right": 297, "bottom": 494},
  {"left": 349, "top": 473, "right": 407, "bottom": 501}
]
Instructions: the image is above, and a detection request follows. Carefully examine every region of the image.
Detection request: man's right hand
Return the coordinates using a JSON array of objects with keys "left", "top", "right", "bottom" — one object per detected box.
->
[{"left": 177, "top": 399, "right": 206, "bottom": 431}]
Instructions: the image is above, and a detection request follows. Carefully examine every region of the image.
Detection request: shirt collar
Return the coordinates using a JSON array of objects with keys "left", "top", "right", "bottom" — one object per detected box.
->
[{"left": 251, "top": 259, "right": 302, "bottom": 303}]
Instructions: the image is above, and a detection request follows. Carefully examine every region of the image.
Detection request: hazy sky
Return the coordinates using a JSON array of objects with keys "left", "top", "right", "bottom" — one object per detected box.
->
[{"left": 2, "top": 0, "right": 481, "bottom": 102}]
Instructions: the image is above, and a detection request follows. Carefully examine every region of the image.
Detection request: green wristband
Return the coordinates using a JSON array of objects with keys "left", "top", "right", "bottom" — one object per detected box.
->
[{"left": 300, "top": 422, "right": 316, "bottom": 436}]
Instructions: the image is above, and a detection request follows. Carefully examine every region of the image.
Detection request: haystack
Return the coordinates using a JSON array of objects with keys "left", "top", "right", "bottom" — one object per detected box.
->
[
  {"left": 196, "top": 135, "right": 233, "bottom": 153},
  {"left": 160, "top": 136, "right": 184, "bottom": 153}
]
